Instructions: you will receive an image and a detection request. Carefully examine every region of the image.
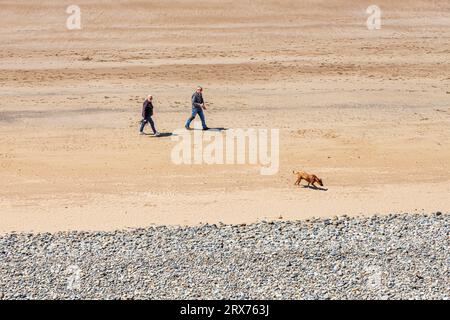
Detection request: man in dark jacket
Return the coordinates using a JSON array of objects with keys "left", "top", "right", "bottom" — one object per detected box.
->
[
  {"left": 185, "top": 86, "right": 209, "bottom": 130},
  {"left": 139, "top": 95, "right": 159, "bottom": 136}
]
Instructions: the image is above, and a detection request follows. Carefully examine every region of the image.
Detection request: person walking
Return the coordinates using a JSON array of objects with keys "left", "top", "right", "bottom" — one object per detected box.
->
[
  {"left": 139, "top": 95, "right": 160, "bottom": 136},
  {"left": 185, "top": 86, "right": 209, "bottom": 130}
]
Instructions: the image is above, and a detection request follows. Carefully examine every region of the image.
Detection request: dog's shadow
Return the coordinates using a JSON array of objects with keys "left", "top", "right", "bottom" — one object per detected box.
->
[{"left": 301, "top": 185, "right": 328, "bottom": 192}]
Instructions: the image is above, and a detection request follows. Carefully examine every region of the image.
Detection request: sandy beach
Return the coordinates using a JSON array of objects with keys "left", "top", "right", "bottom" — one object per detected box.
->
[{"left": 1, "top": 0, "right": 450, "bottom": 234}]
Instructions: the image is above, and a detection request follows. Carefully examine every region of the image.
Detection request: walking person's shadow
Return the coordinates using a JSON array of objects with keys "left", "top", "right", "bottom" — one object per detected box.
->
[
  {"left": 207, "top": 127, "right": 228, "bottom": 132},
  {"left": 141, "top": 132, "right": 175, "bottom": 138},
  {"left": 155, "top": 132, "right": 174, "bottom": 137},
  {"left": 191, "top": 127, "right": 228, "bottom": 132}
]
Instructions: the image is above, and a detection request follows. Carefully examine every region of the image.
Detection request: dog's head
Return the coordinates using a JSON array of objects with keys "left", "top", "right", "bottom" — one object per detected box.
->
[{"left": 317, "top": 178, "right": 324, "bottom": 186}]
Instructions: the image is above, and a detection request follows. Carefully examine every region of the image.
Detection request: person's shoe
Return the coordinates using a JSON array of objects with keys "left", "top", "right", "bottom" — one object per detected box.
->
[
  {"left": 202, "top": 127, "right": 210, "bottom": 131},
  {"left": 154, "top": 131, "right": 161, "bottom": 137},
  {"left": 139, "top": 132, "right": 145, "bottom": 135},
  {"left": 185, "top": 125, "right": 192, "bottom": 130}
]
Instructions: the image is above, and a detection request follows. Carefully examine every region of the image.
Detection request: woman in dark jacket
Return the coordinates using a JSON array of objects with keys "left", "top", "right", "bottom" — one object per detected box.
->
[{"left": 139, "top": 95, "right": 159, "bottom": 136}]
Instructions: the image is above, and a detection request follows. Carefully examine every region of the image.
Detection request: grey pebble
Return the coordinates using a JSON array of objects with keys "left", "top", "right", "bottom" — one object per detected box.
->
[{"left": 0, "top": 213, "right": 448, "bottom": 300}]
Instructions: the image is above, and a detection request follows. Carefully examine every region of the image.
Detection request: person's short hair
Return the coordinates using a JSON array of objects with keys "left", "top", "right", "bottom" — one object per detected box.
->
[
  {"left": 197, "top": 86, "right": 203, "bottom": 91},
  {"left": 147, "top": 95, "right": 153, "bottom": 99}
]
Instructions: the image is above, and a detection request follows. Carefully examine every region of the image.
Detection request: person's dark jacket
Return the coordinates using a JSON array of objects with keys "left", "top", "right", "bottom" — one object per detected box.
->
[
  {"left": 142, "top": 100, "right": 154, "bottom": 118},
  {"left": 192, "top": 92, "right": 204, "bottom": 109}
]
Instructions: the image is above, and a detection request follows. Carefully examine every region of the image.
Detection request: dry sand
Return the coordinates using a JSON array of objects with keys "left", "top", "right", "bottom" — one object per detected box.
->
[{"left": 1, "top": 0, "right": 450, "bottom": 233}]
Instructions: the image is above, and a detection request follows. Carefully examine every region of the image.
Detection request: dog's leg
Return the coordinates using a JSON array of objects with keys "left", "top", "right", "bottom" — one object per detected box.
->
[{"left": 295, "top": 177, "right": 301, "bottom": 186}]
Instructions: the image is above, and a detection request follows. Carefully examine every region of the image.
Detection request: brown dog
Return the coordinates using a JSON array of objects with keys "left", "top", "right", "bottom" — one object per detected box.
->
[{"left": 293, "top": 170, "right": 324, "bottom": 188}]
